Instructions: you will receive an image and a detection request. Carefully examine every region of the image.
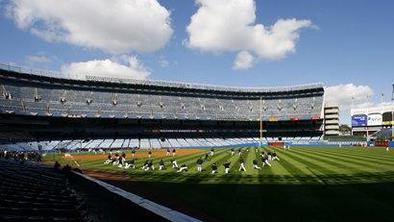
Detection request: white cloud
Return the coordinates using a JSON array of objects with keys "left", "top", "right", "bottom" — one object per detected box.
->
[
  {"left": 158, "top": 56, "right": 170, "bottom": 68},
  {"left": 325, "top": 84, "right": 375, "bottom": 125},
  {"left": 186, "top": 0, "right": 312, "bottom": 68},
  {"left": 61, "top": 56, "right": 150, "bottom": 80},
  {"left": 325, "top": 84, "right": 374, "bottom": 110},
  {"left": 26, "top": 55, "right": 51, "bottom": 64},
  {"left": 233, "top": 51, "right": 254, "bottom": 70},
  {"left": 7, "top": 0, "right": 172, "bottom": 53}
]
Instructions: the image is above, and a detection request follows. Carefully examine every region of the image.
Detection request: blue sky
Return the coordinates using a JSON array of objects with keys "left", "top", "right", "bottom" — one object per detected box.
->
[{"left": 0, "top": 0, "right": 393, "bottom": 118}]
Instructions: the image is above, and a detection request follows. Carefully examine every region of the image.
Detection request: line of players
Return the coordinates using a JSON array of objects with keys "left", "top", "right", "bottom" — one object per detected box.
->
[{"left": 103, "top": 148, "right": 280, "bottom": 174}]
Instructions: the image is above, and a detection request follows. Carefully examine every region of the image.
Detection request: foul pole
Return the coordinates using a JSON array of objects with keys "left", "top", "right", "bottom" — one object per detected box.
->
[{"left": 259, "top": 97, "right": 263, "bottom": 147}]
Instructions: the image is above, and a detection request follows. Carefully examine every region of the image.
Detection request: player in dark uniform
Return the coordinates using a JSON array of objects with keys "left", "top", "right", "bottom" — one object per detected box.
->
[
  {"left": 262, "top": 154, "right": 271, "bottom": 167},
  {"left": 125, "top": 158, "right": 135, "bottom": 169},
  {"left": 166, "top": 148, "right": 171, "bottom": 156},
  {"left": 131, "top": 149, "right": 136, "bottom": 158},
  {"left": 171, "top": 159, "right": 178, "bottom": 168},
  {"left": 204, "top": 153, "right": 210, "bottom": 161},
  {"left": 238, "top": 148, "right": 242, "bottom": 156},
  {"left": 211, "top": 163, "right": 218, "bottom": 174},
  {"left": 267, "top": 151, "right": 272, "bottom": 161},
  {"left": 196, "top": 157, "right": 203, "bottom": 172},
  {"left": 252, "top": 159, "right": 261, "bottom": 170},
  {"left": 239, "top": 158, "right": 246, "bottom": 171},
  {"left": 142, "top": 160, "right": 149, "bottom": 170},
  {"left": 147, "top": 159, "right": 154, "bottom": 170},
  {"left": 177, "top": 164, "right": 188, "bottom": 172},
  {"left": 223, "top": 161, "right": 231, "bottom": 174},
  {"left": 159, "top": 159, "right": 165, "bottom": 170},
  {"left": 172, "top": 148, "right": 176, "bottom": 157},
  {"left": 104, "top": 154, "right": 112, "bottom": 164},
  {"left": 118, "top": 152, "right": 126, "bottom": 166},
  {"left": 230, "top": 148, "right": 235, "bottom": 156},
  {"left": 112, "top": 153, "right": 120, "bottom": 165},
  {"left": 272, "top": 151, "right": 280, "bottom": 161},
  {"left": 210, "top": 148, "right": 215, "bottom": 156},
  {"left": 148, "top": 150, "right": 152, "bottom": 158}
]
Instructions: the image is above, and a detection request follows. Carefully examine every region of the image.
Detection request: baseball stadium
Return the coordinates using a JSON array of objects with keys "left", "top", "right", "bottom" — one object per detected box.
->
[
  {"left": 1, "top": 0, "right": 394, "bottom": 221},
  {"left": 1, "top": 64, "right": 394, "bottom": 222}
]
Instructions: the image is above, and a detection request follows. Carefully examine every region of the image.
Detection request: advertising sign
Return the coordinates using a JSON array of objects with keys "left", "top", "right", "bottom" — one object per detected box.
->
[
  {"left": 367, "top": 113, "right": 382, "bottom": 126},
  {"left": 351, "top": 114, "right": 367, "bottom": 127}
]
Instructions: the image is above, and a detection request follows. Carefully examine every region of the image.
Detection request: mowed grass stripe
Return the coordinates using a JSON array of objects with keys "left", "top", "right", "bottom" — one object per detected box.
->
[
  {"left": 273, "top": 148, "right": 321, "bottom": 175},
  {"left": 198, "top": 149, "right": 231, "bottom": 172},
  {"left": 220, "top": 149, "right": 242, "bottom": 176},
  {"left": 343, "top": 147, "right": 394, "bottom": 157},
  {"left": 291, "top": 148, "right": 380, "bottom": 173},
  {"left": 244, "top": 148, "right": 257, "bottom": 175},
  {"left": 302, "top": 149, "right": 390, "bottom": 170},
  {"left": 229, "top": 148, "right": 246, "bottom": 173},
  {"left": 291, "top": 150, "right": 346, "bottom": 173},
  {"left": 302, "top": 148, "right": 394, "bottom": 167},
  {"left": 244, "top": 147, "right": 255, "bottom": 173},
  {"left": 265, "top": 147, "right": 288, "bottom": 174},
  {"left": 303, "top": 147, "right": 394, "bottom": 161},
  {"left": 299, "top": 148, "right": 394, "bottom": 172},
  {"left": 273, "top": 148, "right": 337, "bottom": 176},
  {"left": 292, "top": 150, "right": 390, "bottom": 184},
  {"left": 258, "top": 148, "right": 273, "bottom": 175},
  {"left": 303, "top": 148, "right": 394, "bottom": 169},
  {"left": 255, "top": 148, "right": 276, "bottom": 183},
  {"left": 306, "top": 147, "right": 394, "bottom": 160},
  {"left": 288, "top": 148, "right": 392, "bottom": 184},
  {"left": 212, "top": 150, "right": 234, "bottom": 173},
  {"left": 239, "top": 148, "right": 257, "bottom": 183},
  {"left": 271, "top": 148, "right": 327, "bottom": 184}
]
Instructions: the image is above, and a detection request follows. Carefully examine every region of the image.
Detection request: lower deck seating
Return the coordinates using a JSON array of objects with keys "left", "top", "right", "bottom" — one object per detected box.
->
[{"left": 0, "top": 159, "right": 88, "bottom": 222}]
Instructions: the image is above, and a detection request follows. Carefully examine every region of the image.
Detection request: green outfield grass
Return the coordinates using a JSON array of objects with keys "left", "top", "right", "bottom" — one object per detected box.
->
[
  {"left": 45, "top": 147, "right": 394, "bottom": 221},
  {"left": 45, "top": 147, "right": 394, "bottom": 185}
]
